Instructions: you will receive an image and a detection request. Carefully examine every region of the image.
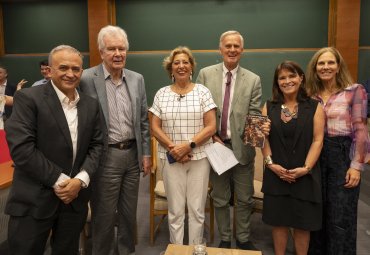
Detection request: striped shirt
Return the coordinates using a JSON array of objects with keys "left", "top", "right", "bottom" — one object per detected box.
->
[
  {"left": 149, "top": 83, "right": 217, "bottom": 160},
  {"left": 103, "top": 65, "right": 134, "bottom": 144},
  {"left": 314, "top": 83, "right": 369, "bottom": 171}
]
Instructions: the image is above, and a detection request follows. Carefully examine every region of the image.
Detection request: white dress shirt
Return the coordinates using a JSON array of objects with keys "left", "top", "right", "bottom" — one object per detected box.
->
[{"left": 51, "top": 81, "right": 89, "bottom": 188}]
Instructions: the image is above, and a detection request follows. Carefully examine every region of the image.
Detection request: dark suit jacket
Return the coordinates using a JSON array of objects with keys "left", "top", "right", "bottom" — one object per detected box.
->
[
  {"left": 5, "top": 82, "right": 103, "bottom": 219},
  {"left": 4, "top": 80, "right": 17, "bottom": 118},
  {"left": 79, "top": 64, "right": 151, "bottom": 169}
]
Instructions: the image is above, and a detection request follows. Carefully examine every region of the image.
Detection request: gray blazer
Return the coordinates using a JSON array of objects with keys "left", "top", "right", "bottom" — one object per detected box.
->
[
  {"left": 196, "top": 63, "right": 262, "bottom": 165},
  {"left": 79, "top": 64, "right": 151, "bottom": 165}
]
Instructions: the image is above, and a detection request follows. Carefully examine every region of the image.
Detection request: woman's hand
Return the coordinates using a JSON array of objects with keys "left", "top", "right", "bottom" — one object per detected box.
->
[
  {"left": 178, "top": 154, "right": 192, "bottom": 164},
  {"left": 344, "top": 168, "right": 361, "bottom": 188},
  {"left": 169, "top": 143, "right": 192, "bottom": 161},
  {"left": 261, "top": 118, "right": 271, "bottom": 136},
  {"left": 286, "top": 167, "right": 310, "bottom": 179},
  {"left": 267, "top": 163, "right": 296, "bottom": 183}
]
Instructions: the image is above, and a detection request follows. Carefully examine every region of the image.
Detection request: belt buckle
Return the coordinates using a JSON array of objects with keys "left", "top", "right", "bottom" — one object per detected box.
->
[{"left": 119, "top": 143, "right": 124, "bottom": 150}]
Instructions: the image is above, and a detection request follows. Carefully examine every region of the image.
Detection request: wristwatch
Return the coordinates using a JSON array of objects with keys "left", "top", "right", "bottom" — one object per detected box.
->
[
  {"left": 189, "top": 140, "right": 196, "bottom": 149},
  {"left": 264, "top": 155, "right": 273, "bottom": 166}
]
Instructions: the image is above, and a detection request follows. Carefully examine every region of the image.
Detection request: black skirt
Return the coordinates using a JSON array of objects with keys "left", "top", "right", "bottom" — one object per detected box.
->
[{"left": 262, "top": 194, "right": 322, "bottom": 231}]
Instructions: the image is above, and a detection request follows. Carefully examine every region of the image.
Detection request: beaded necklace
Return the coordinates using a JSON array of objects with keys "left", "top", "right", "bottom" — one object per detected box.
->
[{"left": 281, "top": 104, "right": 298, "bottom": 123}]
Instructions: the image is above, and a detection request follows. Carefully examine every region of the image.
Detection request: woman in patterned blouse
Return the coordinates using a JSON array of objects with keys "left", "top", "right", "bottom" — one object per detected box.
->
[
  {"left": 149, "top": 46, "right": 217, "bottom": 245},
  {"left": 305, "top": 47, "right": 369, "bottom": 255}
]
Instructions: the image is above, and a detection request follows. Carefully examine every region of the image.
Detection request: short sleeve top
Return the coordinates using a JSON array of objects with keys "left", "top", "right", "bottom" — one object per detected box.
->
[{"left": 149, "top": 83, "right": 217, "bottom": 160}]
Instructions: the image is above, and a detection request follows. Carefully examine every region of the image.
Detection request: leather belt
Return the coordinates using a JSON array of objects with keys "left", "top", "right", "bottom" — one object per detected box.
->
[{"left": 108, "top": 139, "right": 136, "bottom": 150}]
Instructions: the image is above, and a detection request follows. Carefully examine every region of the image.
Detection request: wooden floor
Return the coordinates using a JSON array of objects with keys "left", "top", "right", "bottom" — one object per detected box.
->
[{"left": 1, "top": 173, "right": 370, "bottom": 255}]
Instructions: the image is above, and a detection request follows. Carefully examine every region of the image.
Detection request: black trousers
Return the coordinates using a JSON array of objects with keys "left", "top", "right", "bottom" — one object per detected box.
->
[
  {"left": 309, "top": 136, "right": 360, "bottom": 255},
  {"left": 8, "top": 203, "right": 87, "bottom": 255}
]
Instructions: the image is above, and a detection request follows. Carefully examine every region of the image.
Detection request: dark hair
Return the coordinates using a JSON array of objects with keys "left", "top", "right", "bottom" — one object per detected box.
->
[
  {"left": 39, "top": 59, "right": 48, "bottom": 67},
  {"left": 0, "top": 64, "right": 7, "bottom": 72},
  {"left": 271, "top": 61, "right": 309, "bottom": 103}
]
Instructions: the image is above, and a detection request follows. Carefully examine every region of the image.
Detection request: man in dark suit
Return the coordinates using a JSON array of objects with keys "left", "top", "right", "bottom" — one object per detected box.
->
[
  {"left": 196, "top": 31, "right": 262, "bottom": 250},
  {"left": 5, "top": 45, "right": 103, "bottom": 255},
  {"left": 79, "top": 25, "right": 151, "bottom": 255}
]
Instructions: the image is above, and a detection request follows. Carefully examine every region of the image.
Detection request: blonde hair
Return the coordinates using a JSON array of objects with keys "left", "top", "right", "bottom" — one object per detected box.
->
[{"left": 163, "top": 46, "right": 196, "bottom": 78}]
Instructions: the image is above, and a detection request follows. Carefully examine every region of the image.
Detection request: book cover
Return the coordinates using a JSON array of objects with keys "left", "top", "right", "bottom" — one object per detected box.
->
[{"left": 243, "top": 114, "right": 267, "bottom": 148}]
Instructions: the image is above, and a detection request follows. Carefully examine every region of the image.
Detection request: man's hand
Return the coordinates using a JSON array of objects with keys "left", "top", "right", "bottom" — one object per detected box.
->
[
  {"left": 16, "top": 79, "right": 28, "bottom": 90},
  {"left": 54, "top": 178, "right": 82, "bottom": 204},
  {"left": 212, "top": 135, "right": 223, "bottom": 144},
  {"left": 142, "top": 156, "right": 152, "bottom": 177}
]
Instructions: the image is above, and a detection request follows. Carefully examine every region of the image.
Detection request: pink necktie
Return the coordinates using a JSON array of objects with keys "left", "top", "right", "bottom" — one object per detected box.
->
[{"left": 220, "top": 71, "right": 232, "bottom": 140}]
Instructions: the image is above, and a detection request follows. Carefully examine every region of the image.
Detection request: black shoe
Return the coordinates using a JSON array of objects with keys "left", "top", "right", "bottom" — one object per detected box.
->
[
  {"left": 218, "top": 240, "right": 231, "bottom": 248},
  {"left": 236, "top": 240, "right": 257, "bottom": 250}
]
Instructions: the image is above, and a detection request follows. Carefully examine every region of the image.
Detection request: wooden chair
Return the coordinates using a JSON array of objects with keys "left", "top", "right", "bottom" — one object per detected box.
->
[
  {"left": 252, "top": 149, "right": 264, "bottom": 213},
  {"left": 149, "top": 137, "right": 214, "bottom": 245}
]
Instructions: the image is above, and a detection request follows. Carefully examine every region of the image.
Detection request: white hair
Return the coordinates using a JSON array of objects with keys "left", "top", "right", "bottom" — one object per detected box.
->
[
  {"left": 219, "top": 30, "right": 244, "bottom": 48},
  {"left": 97, "top": 25, "right": 129, "bottom": 51}
]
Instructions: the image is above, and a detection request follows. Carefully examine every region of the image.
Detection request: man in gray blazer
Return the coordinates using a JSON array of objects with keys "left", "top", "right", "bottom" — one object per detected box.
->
[
  {"left": 197, "top": 31, "right": 262, "bottom": 250},
  {"left": 79, "top": 25, "right": 151, "bottom": 255}
]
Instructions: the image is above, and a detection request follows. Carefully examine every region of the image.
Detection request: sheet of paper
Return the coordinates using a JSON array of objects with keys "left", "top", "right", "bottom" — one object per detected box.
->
[{"left": 204, "top": 142, "right": 239, "bottom": 175}]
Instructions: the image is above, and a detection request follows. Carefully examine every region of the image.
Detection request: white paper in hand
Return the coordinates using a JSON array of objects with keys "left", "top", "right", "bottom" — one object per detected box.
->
[{"left": 204, "top": 142, "right": 239, "bottom": 175}]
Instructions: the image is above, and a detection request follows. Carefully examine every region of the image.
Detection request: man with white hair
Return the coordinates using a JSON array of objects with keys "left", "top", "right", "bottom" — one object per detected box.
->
[
  {"left": 197, "top": 30, "right": 262, "bottom": 250},
  {"left": 79, "top": 25, "right": 151, "bottom": 255}
]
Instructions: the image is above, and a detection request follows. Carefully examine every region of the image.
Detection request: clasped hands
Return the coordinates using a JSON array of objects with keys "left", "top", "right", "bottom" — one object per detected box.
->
[
  {"left": 54, "top": 178, "right": 82, "bottom": 204},
  {"left": 269, "top": 164, "right": 361, "bottom": 188},
  {"left": 268, "top": 164, "right": 310, "bottom": 183},
  {"left": 167, "top": 143, "right": 192, "bottom": 163}
]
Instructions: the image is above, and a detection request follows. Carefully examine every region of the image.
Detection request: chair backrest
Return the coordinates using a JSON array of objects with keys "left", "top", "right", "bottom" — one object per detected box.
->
[{"left": 254, "top": 149, "right": 264, "bottom": 182}]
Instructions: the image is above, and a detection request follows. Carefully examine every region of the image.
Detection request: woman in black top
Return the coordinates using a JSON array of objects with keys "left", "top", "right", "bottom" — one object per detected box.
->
[{"left": 261, "top": 61, "right": 325, "bottom": 255}]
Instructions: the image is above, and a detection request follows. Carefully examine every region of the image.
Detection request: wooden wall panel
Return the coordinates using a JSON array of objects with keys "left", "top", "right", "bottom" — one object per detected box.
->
[
  {"left": 87, "top": 0, "right": 116, "bottom": 67},
  {"left": 329, "top": 0, "right": 361, "bottom": 81}
]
